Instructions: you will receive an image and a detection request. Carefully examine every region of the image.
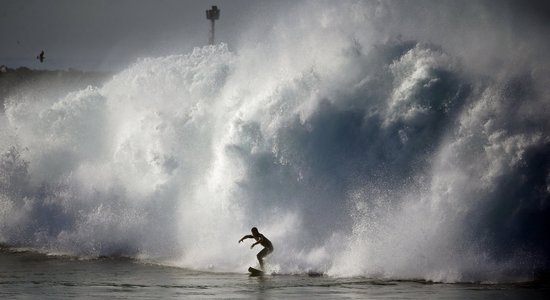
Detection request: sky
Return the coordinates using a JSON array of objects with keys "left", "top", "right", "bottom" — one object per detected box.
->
[
  {"left": 1, "top": 0, "right": 549, "bottom": 72},
  {"left": 0, "top": 0, "right": 291, "bottom": 71}
]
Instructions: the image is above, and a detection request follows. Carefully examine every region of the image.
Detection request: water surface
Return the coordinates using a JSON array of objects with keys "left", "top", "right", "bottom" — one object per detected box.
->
[{"left": 1, "top": 250, "right": 548, "bottom": 299}]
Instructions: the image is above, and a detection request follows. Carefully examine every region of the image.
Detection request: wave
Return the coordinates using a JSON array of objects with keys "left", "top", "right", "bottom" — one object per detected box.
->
[{"left": 1, "top": 1, "right": 549, "bottom": 283}]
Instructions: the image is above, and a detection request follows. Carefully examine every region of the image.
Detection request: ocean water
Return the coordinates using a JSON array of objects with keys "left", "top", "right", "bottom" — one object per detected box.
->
[
  {"left": 1, "top": 1, "right": 550, "bottom": 297},
  {"left": 1, "top": 250, "right": 548, "bottom": 299}
]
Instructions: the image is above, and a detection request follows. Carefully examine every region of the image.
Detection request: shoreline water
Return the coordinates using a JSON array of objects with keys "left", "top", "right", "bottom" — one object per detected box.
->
[
  {"left": 1, "top": 246, "right": 548, "bottom": 284},
  {"left": 1, "top": 249, "right": 549, "bottom": 299}
]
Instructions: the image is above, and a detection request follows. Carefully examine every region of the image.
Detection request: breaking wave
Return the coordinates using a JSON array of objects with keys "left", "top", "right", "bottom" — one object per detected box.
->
[{"left": 1, "top": 1, "right": 549, "bottom": 283}]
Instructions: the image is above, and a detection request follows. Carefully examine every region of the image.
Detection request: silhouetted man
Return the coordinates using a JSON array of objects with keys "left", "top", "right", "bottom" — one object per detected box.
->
[
  {"left": 239, "top": 227, "right": 273, "bottom": 270},
  {"left": 37, "top": 50, "right": 45, "bottom": 63}
]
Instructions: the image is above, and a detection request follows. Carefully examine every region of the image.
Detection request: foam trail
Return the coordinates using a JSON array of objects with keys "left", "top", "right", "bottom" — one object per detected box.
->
[{"left": 1, "top": 1, "right": 549, "bottom": 282}]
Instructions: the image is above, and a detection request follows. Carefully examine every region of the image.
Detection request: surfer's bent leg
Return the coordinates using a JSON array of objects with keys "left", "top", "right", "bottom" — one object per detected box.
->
[{"left": 257, "top": 246, "right": 273, "bottom": 269}]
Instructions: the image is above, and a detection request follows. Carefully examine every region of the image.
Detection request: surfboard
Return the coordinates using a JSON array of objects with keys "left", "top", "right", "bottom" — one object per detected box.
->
[{"left": 248, "top": 267, "right": 264, "bottom": 276}]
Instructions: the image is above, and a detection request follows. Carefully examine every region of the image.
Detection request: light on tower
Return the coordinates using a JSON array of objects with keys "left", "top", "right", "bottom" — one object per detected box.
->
[{"left": 206, "top": 5, "right": 220, "bottom": 45}]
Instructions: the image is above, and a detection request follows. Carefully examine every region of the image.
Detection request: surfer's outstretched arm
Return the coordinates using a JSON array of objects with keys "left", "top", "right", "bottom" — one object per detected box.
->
[{"left": 238, "top": 235, "right": 253, "bottom": 243}]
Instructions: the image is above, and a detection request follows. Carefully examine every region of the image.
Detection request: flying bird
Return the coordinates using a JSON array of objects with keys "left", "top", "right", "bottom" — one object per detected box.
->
[{"left": 37, "top": 50, "right": 45, "bottom": 63}]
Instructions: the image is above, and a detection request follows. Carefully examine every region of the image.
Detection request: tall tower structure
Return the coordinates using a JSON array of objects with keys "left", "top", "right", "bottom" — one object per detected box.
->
[{"left": 206, "top": 5, "right": 220, "bottom": 45}]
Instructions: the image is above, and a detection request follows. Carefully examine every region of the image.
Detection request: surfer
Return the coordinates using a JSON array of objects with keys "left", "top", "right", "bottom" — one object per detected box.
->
[{"left": 238, "top": 227, "right": 273, "bottom": 270}]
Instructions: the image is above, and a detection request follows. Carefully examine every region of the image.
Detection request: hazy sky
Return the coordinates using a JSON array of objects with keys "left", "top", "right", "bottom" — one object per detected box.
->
[
  {"left": 0, "top": 0, "right": 291, "bottom": 71},
  {"left": 1, "top": 0, "right": 548, "bottom": 72}
]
